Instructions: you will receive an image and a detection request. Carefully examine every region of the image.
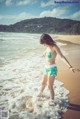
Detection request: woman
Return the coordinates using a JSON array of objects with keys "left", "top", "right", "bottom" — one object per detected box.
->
[{"left": 38, "top": 33, "right": 79, "bottom": 105}]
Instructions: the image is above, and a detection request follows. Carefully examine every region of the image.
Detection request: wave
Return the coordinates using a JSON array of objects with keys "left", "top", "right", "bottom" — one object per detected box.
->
[{"left": 0, "top": 52, "right": 69, "bottom": 119}]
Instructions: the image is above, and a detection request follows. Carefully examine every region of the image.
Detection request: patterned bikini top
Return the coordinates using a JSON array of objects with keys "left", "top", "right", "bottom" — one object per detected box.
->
[{"left": 46, "top": 51, "right": 53, "bottom": 59}]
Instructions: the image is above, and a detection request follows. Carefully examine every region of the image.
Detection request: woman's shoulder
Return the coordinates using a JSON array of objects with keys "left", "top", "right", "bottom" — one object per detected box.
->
[
  {"left": 53, "top": 44, "right": 59, "bottom": 50},
  {"left": 52, "top": 44, "right": 61, "bottom": 54}
]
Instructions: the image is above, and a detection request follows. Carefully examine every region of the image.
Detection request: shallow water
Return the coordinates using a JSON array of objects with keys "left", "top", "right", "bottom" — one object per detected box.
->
[
  {"left": 0, "top": 32, "right": 70, "bottom": 119},
  {"left": 0, "top": 32, "right": 43, "bottom": 66}
]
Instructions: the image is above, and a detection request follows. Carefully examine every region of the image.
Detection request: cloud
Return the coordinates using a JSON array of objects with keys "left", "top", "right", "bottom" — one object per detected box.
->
[
  {"left": 0, "top": 12, "right": 38, "bottom": 24},
  {"left": 17, "top": 0, "right": 36, "bottom": 6},
  {"left": 0, "top": 7, "right": 79, "bottom": 25},
  {"left": 40, "top": 8, "right": 66, "bottom": 18},
  {"left": 41, "top": 0, "right": 55, "bottom": 7},
  {"left": 70, "top": 10, "right": 80, "bottom": 21},
  {"left": 0, "top": 12, "right": 32, "bottom": 20},
  {"left": 0, "top": 0, "right": 36, "bottom": 6},
  {"left": 5, "top": 0, "right": 12, "bottom": 6},
  {"left": 0, "top": 0, "right": 13, "bottom": 6}
]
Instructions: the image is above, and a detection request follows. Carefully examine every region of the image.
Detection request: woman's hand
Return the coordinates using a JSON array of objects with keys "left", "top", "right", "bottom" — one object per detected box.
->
[
  {"left": 41, "top": 50, "right": 46, "bottom": 57},
  {"left": 69, "top": 66, "right": 80, "bottom": 73},
  {"left": 41, "top": 54, "right": 45, "bottom": 57},
  {"left": 69, "top": 67, "right": 76, "bottom": 73}
]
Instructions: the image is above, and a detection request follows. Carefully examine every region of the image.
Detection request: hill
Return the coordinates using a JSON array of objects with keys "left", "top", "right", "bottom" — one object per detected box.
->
[{"left": 0, "top": 17, "right": 80, "bottom": 34}]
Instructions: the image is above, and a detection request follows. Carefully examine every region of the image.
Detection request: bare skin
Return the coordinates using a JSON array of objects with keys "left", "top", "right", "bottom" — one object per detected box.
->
[{"left": 38, "top": 44, "right": 80, "bottom": 99}]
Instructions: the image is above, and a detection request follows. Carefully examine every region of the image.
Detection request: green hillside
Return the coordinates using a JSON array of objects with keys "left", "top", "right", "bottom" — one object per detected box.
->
[{"left": 0, "top": 17, "right": 80, "bottom": 34}]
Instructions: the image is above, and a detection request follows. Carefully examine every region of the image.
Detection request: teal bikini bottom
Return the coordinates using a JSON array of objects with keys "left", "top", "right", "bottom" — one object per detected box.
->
[{"left": 44, "top": 64, "right": 58, "bottom": 77}]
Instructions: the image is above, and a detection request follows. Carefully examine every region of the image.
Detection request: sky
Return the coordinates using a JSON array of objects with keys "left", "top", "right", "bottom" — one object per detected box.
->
[{"left": 0, "top": 0, "right": 80, "bottom": 25}]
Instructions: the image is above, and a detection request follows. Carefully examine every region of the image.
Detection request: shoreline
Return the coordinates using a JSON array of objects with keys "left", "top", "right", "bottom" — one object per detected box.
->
[
  {"left": 0, "top": 52, "right": 69, "bottom": 119},
  {"left": 55, "top": 35, "right": 80, "bottom": 119},
  {"left": 0, "top": 34, "right": 80, "bottom": 119},
  {"left": 52, "top": 34, "right": 80, "bottom": 44}
]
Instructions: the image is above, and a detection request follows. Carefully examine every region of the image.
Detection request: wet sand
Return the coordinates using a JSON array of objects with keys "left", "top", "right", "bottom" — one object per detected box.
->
[
  {"left": 54, "top": 35, "right": 80, "bottom": 119},
  {"left": 53, "top": 35, "right": 80, "bottom": 44},
  {"left": 0, "top": 34, "right": 80, "bottom": 119}
]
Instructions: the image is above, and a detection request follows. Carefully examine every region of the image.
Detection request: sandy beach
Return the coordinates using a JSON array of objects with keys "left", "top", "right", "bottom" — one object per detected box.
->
[
  {"left": 53, "top": 35, "right": 80, "bottom": 119},
  {"left": 0, "top": 33, "right": 80, "bottom": 119}
]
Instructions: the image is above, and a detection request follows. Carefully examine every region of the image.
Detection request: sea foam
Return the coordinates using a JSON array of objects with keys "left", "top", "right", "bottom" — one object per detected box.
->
[{"left": 0, "top": 52, "right": 69, "bottom": 119}]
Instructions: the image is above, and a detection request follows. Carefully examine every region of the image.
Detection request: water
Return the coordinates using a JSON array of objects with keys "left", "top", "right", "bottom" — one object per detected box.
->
[
  {"left": 0, "top": 32, "right": 43, "bottom": 66},
  {"left": 0, "top": 32, "right": 68, "bottom": 67},
  {"left": 0, "top": 32, "right": 69, "bottom": 119}
]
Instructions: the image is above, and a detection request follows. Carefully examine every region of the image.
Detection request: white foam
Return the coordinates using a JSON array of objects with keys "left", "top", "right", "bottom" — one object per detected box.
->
[
  {"left": 0, "top": 52, "right": 69, "bottom": 119},
  {"left": 57, "top": 42, "right": 67, "bottom": 46}
]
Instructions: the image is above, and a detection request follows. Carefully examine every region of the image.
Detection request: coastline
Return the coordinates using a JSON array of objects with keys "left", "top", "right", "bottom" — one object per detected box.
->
[
  {"left": 54, "top": 35, "right": 80, "bottom": 119},
  {"left": 0, "top": 33, "right": 80, "bottom": 119},
  {"left": 53, "top": 35, "right": 80, "bottom": 44}
]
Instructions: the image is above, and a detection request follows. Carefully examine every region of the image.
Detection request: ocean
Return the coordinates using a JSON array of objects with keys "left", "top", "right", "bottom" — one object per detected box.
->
[
  {"left": 0, "top": 32, "right": 69, "bottom": 119},
  {"left": 0, "top": 32, "right": 44, "bottom": 66}
]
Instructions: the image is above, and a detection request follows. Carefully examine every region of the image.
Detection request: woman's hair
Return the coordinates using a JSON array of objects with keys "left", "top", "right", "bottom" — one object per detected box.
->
[{"left": 40, "top": 33, "right": 56, "bottom": 46}]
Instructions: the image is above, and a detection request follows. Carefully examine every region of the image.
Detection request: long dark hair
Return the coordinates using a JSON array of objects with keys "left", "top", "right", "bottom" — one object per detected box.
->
[{"left": 40, "top": 33, "right": 56, "bottom": 46}]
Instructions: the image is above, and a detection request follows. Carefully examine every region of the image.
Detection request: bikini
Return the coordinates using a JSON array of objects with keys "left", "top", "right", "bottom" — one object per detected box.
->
[{"left": 44, "top": 51, "right": 58, "bottom": 77}]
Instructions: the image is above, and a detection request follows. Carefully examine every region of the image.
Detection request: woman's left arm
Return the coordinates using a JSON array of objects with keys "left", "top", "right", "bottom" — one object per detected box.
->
[{"left": 54, "top": 45, "right": 79, "bottom": 73}]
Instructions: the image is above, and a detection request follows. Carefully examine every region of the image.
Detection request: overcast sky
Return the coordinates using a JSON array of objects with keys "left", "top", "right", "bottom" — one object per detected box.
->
[{"left": 0, "top": 0, "right": 80, "bottom": 25}]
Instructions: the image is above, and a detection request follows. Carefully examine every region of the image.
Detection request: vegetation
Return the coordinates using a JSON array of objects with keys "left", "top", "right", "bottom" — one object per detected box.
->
[{"left": 0, "top": 17, "right": 80, "bottom": 34}]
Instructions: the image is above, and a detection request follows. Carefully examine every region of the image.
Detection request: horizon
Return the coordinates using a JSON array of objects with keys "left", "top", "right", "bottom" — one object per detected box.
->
[{"left": 0, "top": 0, "right": 80, "bottom": 25}]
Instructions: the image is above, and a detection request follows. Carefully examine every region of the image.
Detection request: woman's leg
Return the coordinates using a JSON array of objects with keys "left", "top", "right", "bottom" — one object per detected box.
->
[
  {"left": 38, "top": 74, "right": 48, "bottom": 96},
  {"left": 48, "top": 76, "right": 55, "bottom": 99}
]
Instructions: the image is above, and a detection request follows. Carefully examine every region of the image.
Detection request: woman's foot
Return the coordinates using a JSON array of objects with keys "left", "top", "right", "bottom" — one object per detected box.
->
[
  {"left": 49, "top": 98, "right": 55, "bottom": 106},
  {"left": 36, "top": 93, "right": 43, "bottom": 101},
  {"left": 37, "top": 92, "right": 43, "bottom": 97}
]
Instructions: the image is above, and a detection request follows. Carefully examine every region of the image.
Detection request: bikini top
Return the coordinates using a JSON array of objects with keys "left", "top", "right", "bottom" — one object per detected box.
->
[{"left": 46, "top": 51, "right": 53, "bottom": 59}]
